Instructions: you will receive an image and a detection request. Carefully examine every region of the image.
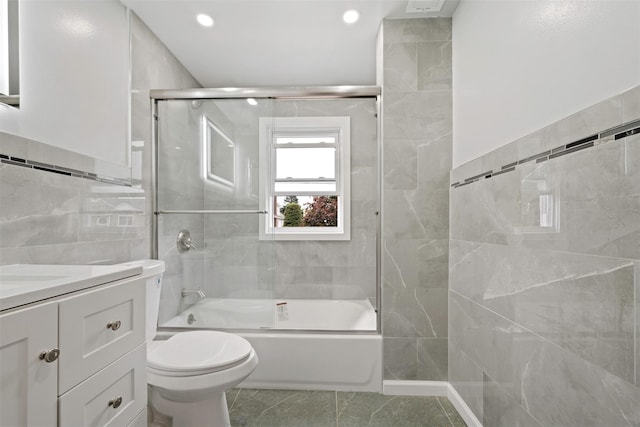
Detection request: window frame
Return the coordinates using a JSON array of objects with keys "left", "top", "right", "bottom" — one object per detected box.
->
[{"left": 259, "top": 116, "right": 351, "bottom": 241}]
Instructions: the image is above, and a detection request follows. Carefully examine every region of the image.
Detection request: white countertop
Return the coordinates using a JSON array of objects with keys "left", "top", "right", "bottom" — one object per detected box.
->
[{"left": 0, "top": 264, "right": 143, "bottom": 311}]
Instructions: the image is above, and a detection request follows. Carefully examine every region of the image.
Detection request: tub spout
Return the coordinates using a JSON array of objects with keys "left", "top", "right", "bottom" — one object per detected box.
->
[{"left": 181, "top": 288, "right": 206, "bottom": 300}]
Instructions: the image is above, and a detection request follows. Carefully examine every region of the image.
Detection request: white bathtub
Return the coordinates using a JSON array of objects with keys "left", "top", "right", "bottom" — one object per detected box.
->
[
  {"left": 161, "top": 297, "right": 377, "bottom": 331},
  {"left": 159, "top": 298, "right": 382, "bottom": 392}
]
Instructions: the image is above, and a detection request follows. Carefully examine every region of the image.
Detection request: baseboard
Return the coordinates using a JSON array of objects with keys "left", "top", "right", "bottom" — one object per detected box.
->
[
  {"left": 447, "top": 383, "right": 482, "bottom": 427},
  {"left": 382, "top": 380, "right": 482, "bottom": 427},
  {"left": 382, "top": 380, "right": 448, "bottom": 397}
]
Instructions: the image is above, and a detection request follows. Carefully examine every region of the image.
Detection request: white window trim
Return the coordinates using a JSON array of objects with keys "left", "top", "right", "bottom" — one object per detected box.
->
[{"left": 259, "top": 116, "right": 350, "bottom": 241}]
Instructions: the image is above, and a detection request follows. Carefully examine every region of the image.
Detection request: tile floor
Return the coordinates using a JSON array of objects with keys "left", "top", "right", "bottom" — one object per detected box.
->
[{"left": 227, "top": 389, "right": 467, "bottom": 427}]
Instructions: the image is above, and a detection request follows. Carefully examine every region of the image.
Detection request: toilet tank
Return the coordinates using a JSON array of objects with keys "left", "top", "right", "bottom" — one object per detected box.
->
[{"left": 117, "top": 259, "right": 165, "bottom": 342}]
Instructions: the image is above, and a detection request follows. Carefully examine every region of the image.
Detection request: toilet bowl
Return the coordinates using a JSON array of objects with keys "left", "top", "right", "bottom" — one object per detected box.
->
[
  {"left": 118, "top": 260, "right": 258, "bottom": 427},
  {"left": 147, "top": 331, "right": 258, "bottom": 426}
]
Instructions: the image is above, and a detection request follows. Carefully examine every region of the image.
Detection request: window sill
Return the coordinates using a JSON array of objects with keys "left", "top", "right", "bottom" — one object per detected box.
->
[{"left": 260, "top": 229, "right": 350, "bottom": 241}]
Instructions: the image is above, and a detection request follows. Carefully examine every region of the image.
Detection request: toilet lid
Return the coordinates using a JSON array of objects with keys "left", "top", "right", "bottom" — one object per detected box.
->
[{"left": 147, "top": 331, "right": 252, "bottom": 374}]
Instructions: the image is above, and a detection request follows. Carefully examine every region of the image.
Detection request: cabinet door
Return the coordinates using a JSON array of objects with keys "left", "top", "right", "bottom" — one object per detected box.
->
[
  {"left": 0, "top": 302, "right": 58, "bottom": 426},
  {"left": 58, "top": 276, "right": 145, "bottom": 393}
]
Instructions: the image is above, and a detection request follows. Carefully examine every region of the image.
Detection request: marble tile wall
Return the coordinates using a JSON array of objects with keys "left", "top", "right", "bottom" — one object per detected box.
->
[
  {"left": 449, "top": 85, "right": 640, "bottom": 426},
  {"left": 0, "top": 12, "right": 200, "bottom": 271},
  {"left": 266, "top": 99, "right": 379, "bottom": 302},
  {"left": 131, "top": 12, "right": 202, "bottom": 321},
  {"left": 0, "top": 155, "right": 148, "bottom": 264},
  {"left": 379, "top": 18, "right": 452, "bottom": 381}
]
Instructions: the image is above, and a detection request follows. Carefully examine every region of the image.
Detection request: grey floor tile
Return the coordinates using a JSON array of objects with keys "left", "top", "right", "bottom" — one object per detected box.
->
[
  {"left": 228, "top": 388, "right": 337, "bottom": 427},
  {"left": 337, "top": 392, "right": 458, "bottom": 427},
  {"left": 436, "top": 397, "right": 468, "bottom": 427},
  {"left": 228, "top": 389, "right": 468, "bottom": 427}
]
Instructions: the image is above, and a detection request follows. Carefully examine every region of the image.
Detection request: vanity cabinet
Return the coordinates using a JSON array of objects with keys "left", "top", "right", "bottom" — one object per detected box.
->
[{"left": 0, "top": 273, "right": 146, "bottom": 427}]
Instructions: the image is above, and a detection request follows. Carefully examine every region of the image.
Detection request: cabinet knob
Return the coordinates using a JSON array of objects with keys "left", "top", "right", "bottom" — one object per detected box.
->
[
  {"left": 108, "top": 396, "right": 123, "bottom": 409},
  {"left": 39, "top": 348, "right": 60, "bottom": 363},
  {"left": 106, "top": 320, "right": 121, "bottom": 331}
]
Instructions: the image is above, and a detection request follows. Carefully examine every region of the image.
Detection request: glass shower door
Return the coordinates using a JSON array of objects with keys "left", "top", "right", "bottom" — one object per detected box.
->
[
  {"left": 155, "top": 97, "right": 275, "bottom": 330},
  {"left": 154, "top": 92, "right": 381, "bottom": 333}
]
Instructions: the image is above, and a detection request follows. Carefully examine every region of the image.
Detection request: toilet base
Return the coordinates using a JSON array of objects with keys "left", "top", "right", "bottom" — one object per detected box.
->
[{"left": 150, "top": 387, "right": 230, "bottom": 427}]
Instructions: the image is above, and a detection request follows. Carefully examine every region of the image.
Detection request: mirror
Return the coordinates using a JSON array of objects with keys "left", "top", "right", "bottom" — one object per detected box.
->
[
  {"left": 0, "top": 0, "right": 20, "bottom": 108},
  {"left": 0, "top": 0, "right": 132, "bottom": 183}
]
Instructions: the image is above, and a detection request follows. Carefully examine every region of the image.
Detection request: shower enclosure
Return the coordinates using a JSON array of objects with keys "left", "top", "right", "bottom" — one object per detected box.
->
[{"left": 151, "top": 87, "right": 382, "bottom": 391}]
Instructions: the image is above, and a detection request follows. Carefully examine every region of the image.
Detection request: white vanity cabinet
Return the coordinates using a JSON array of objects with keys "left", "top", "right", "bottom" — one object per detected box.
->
[{"left": 0, "top": 265, "right": 147, "bottom": 427}]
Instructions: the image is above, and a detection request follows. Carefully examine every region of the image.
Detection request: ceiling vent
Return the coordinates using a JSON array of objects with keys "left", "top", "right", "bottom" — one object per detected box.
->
[{"left": 405, "top": 0, "right": 446, "bottom": 13}]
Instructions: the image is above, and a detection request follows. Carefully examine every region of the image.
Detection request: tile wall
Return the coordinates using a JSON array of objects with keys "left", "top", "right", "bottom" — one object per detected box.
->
[
  {"left": 263, "top": 100, "right": 379, "bottom": 302},
  {"left": 0, "top": 12, "right": 200, "bottom": 266},
  {"left": 449, "top": 85, "right": 640, "bottom": 425},
  {"left": 379, "top": 18, "right": 452, "bottom": 381}
]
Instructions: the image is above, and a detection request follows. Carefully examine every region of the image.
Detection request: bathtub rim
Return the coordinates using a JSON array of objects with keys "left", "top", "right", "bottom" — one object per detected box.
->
[
  {"left": 156, "top": 326, "right": 380, "bottom": 337},
  {"left": 158, "top": 297, "right": 380, "bottom": 334}
]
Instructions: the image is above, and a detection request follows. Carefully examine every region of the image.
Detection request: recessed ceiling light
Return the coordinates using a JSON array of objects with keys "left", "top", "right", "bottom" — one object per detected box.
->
[
  {"left": 247, "top": 98, "right": 258, "bottom": 106},
  {"left": 196, "top": 14, "right": 214, "bottom": 27},
  {"left": 343, "top": 9, "right": 359, "bottom": 24}
]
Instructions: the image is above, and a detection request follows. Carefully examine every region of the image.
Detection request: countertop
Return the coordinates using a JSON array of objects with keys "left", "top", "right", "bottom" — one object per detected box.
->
[{"left": 0, "top": 264, "right": 143, "bottom": 311}]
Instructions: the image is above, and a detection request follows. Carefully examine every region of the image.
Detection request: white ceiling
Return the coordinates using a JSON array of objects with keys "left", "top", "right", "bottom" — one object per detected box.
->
[{"left": 122, "top": 0, "right": 459, "bottom": 87}]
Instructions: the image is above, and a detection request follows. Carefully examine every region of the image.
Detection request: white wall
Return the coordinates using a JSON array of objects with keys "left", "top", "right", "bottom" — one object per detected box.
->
[
  {"left": 452, "top": 0, "right": 640, "bottom": 168},
  {"left": 0, "top": 0, "right": 130, "bottom": 167}
]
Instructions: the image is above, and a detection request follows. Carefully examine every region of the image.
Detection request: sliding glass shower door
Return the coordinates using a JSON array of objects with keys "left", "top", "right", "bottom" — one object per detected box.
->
[
  {"left": 153, "top": 91, "right": 380, "bottom": 333},
  {"left": 155, "top": 97, "right": 276, "bottom": 330}
]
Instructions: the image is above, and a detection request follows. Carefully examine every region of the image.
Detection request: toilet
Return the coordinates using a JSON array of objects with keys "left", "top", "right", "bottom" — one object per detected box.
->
[{"left": 119, "top": 260, "right": 259, "bottom": 427}]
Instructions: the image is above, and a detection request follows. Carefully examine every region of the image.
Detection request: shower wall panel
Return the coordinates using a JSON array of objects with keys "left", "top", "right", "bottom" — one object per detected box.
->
[
  {"left": 130, "top": 12, "right": 202, "bottom": 323},
  {"left": 379, "top": 18, "right": 453, "bottom": 382},
  {"left": 201, "top": 98, "right": 379, "bottom": 302}
]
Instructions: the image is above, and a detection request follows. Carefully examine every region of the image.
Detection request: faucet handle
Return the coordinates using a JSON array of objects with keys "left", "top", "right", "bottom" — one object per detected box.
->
[
  {"left": 186, "top": 238, "right": 199, "bottom": 250},
  {"left": 176, "top": 230, "right": 198, "bottom": 253}
]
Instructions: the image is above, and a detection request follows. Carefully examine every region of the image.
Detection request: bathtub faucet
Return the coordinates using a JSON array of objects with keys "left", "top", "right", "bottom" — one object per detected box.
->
[{"left": 181, "top": 288, "right": 206, "bottom": 300}]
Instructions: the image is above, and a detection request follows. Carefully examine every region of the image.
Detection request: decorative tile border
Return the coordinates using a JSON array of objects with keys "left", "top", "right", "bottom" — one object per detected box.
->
[
  {"left": 0, "top": 154, "right": 132, "bottom": 187},
  {"left": 451, "top": 118, "right": 640, "bottom": 189}
]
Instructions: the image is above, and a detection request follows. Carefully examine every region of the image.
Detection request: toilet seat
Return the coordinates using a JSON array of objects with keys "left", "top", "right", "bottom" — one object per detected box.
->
[
  {"left": 147, "top": 347, "right": 259, "bottom": 402},
  {"left": 148, "top": 331, "right": 252, "bottom": 377}
]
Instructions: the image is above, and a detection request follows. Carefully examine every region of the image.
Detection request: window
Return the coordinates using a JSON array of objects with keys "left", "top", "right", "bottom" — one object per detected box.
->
[
  {"left": 202, "top": 116, "right": 235, "bottom": 187},
  {"left": 259, "top": 116, "right": 350, "bottom": 240}
]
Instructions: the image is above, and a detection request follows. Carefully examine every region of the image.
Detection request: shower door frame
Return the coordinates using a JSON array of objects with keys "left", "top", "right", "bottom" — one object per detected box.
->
[{"left": 150, "top": 86, "right": 382, "bottom": 335}]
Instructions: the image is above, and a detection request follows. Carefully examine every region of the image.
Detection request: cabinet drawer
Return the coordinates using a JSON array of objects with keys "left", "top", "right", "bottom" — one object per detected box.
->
[
  {"left": 59, "top": 344, "right": 147, "bottom": 427},
  {"left": 59, "top": 276, "right": 145, "bottom": 393}
]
